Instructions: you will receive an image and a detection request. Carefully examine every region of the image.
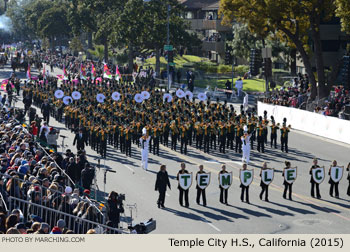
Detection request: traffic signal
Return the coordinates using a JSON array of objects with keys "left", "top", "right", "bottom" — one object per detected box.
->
[
  {"left": 342, "top": 56, "right": 350, "bottom": 88},
  {"left": 249, "top": 49, "right": 262, "bottom": 76},
  {"left": 263, "top": 58, "right": 272, "bottom": 78},
  {"left": 225, "top": 51, "right": 232, "bottom": 65}
]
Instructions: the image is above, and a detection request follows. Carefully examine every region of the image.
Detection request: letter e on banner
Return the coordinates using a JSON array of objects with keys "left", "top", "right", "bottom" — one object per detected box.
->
[
  {"left": 284, "top": 168, "right": 297, "bottom": 184},
  {"left": 197, "top": 173, "right": 211, "bottom": 190},
  {"left": 179, "top": 173, "right": 192, "bottom": 190}
]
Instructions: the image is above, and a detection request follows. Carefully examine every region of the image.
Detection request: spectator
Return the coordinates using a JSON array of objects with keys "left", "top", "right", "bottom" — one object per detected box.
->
[{"left": 106, "top": 191, "right": 124, "bottom": 228}]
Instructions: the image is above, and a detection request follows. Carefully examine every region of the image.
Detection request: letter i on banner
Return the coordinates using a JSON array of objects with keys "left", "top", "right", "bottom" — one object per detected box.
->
[
  {"left": 330, "top": 166, "right": 344, "bottom": 183},
  {"left": 179, "top": 173, "right": 193, "bottom": 190}
]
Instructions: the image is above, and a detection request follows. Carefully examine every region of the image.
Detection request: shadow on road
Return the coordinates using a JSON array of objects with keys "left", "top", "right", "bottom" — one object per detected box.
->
[{"left": 269, "top": 201, "right": 315, "bottom": 215}]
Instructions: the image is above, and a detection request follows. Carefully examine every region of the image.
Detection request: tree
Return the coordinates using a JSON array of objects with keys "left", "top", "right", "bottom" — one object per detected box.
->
[
  {"left": 6, "top": 0, "right": 34, "bottom": 40},
  {"left": 219, "top": 0, "right": 338, "bottom": 99},
  {"left": 24, "top": 0, "right": 54, "bottom": 37},
  {"left": 110, "top": 0, "right": 146, "bottom": 68},
  {"left": 141, "top": 0, "right": 190, "bottom": 75},
  {"left": 37, "top": 3, "right": 71, "bottom": 48},
  {"left": 335, "top": 0, "right": 350, "bottom": 34}
]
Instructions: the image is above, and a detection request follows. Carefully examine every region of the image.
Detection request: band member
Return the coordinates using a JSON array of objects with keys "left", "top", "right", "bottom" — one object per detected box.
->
[
  {"left": 170, "top": 122, "right": 178, "bottom": 151},
  {"left": 219, "top": 165, "right": 228, "bottom": 205},
  {"left": 241, "top": 127, "right": 251, "bottom": 164},
  {"left": 155, "top": 165, "right": 171, "bottom": 208},
  {"left": 310, "top": 158, "right": 321, "bottom": 199},
  {"left": 240, "top": 163, "right": 250, "bottom": 204},
  {"left": 256, "top": 122, "right": 265, "bottom": 153},
  {"left": 140, "top": 128, "right": 151, "bottom": 171},
  {"left": 328, "top": 160, "right": 340, "bottom": 198},
  {"left": 177, "top": 163, "right": 189, "bottom": 207},
  {"left": 280, "top": 122, "right": 290, "bottom": 153},
  {"left": 270, "top": 121, "right": 279, "bottom": 149},
  {"left": 259, "top": 162, "right": 269, "bottom": 202},
  {"left": 282, "top": 161, "right": 293, "bottom": 200},
  {"left": 196, "top": 165, "right": 207, "bottom": 206}
]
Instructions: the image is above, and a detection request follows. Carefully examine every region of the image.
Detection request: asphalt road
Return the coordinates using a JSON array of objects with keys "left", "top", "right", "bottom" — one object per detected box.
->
[{"left": 2, "top": 64, "right": 350, "bottom": 234}]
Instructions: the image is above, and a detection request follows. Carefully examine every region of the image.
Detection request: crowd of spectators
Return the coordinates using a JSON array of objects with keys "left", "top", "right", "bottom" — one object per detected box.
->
[
  {"left": 262, "top": 73, "right": 350, "bottom": 120},
  {"left": 0, "top": 99, "right": 124, "bottom": 234}
]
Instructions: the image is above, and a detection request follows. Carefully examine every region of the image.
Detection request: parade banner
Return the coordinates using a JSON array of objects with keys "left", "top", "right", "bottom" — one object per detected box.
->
[
  {"left": 311, "top": 167, "right": 325, "bottom": 184},
  {"left": 197, "top": 173, "right": 211, "bottom": 190},
  {"left": 330, "top": 166, "right": 344, "bottom": 183},
  {"left": 219, "top": 172, "right": 232, "bottom": 190},
  {"left": 178, "top": 173, "right": 192, "bottom": 190},
  {"left": 284, "top": 168, "right": 297, "bottom": 184},
  {"left": 261, "top": 169, "right": 274, "bottom": 185},
  {"left": 240, "top": 170, "right": 253, "bottom": 187}
]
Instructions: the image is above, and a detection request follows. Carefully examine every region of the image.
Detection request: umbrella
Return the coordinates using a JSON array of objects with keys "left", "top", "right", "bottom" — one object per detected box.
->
[
  {"left": 141, "top": 91, "right": 150, "bottom": 100},
  {"left": 111, "top": 91, "right": 121, "bottom": 101},
  {"left": 134, "top": 93, "right": 143, "bottom": 103},
  {"left": 71, "top": 91, "right": 81, "bottom": 100},
  {"left": 96, "top": 93, "right": 106, "bottom": 103},
  {"left": 197, "top": 92, "right": 207, "bottom": 101},
  {"left": 54, "top": 90, "right": 64, "bottom": 99},
  {"left": 176, "top": 89, "right": 185, "bottom": 98},
  {"left": 63, "top": 96, "right": 73, "bottom": 105}
]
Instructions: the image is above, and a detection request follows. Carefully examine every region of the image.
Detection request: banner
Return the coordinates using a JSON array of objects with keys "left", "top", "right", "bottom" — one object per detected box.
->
[
  {"left": 240, "top": 170, "right": 253, "bottom": 187},
  {"left": 261, "top": 169, "right": 274, "bottom": 185},
  {"left": 196, "top": 173, "right": 211, "bottom": 190},
  {"left": 283, "top": 168, "right": 297, "bottom": 184},
  {"left": 219, "top": 172, "right": 232, "bottom": 190},
  {"left": 311, "top": 167, "right": 325, "bottom": 184},
  {"left": 178, "top": 173, "right": 192, "bottom": 190},
  {"left": 330, "top": 166, "right": 344, "bottom": 183}
]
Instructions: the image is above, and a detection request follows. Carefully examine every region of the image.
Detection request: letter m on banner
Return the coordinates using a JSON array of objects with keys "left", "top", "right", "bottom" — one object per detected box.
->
[
  {"left": 178, "top": 173, "right": 192, "bottom": 190},
  {"left": 219, "top": 172, "right": 232, "bottom": 189}
]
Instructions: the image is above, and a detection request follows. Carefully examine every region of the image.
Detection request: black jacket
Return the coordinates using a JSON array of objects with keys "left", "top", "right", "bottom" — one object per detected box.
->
[
  {"left": 155, "top": 171, "right": 171, "bottom": 192},
  {"left": 41, "top": 103, "right": 51, "bottom": 115},
  {"left": 73, "top": 133, "right": 86, "bottom": 149}
]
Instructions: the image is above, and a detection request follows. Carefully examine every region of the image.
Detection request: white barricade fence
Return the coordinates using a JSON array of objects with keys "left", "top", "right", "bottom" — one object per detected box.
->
[{"left": 258, "top": 101, "right": 350, "bottom": 145}]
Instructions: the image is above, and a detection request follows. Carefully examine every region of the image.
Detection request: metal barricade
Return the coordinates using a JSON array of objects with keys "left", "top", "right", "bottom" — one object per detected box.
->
[
  {"left": 8, "top": 197, "right": 127, "bottom": 234},
  {"left": 0, "top": 191, "right": 8, "bottom": 213},
  {"left": 0, "top": 172, "right": 106, "bottom": 225}
]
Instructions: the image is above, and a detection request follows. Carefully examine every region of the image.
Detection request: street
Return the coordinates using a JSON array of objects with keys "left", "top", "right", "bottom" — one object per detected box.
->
[{"left": 2, "top": 65, "right": 350, "bottom": 234}]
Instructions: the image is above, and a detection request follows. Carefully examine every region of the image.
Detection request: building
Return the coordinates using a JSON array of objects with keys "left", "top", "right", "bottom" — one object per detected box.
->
[{"left": 179, "top": 0, "right": 232, "bottom": 63}]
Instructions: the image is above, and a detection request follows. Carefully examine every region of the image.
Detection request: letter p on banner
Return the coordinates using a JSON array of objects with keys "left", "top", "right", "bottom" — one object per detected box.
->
[{"left": 240, "top": 169, "right": 253, "bottom": 186}]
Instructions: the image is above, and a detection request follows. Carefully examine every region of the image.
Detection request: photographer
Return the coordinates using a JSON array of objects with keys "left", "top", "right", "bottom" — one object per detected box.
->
[{"left": 106, "top": 191, "right": 124, "bottom": 228}]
